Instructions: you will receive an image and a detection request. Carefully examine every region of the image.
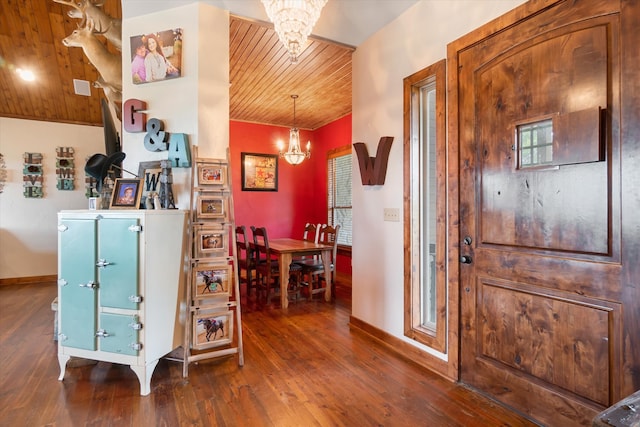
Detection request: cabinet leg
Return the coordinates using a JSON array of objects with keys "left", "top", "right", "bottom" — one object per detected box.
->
[
  {"left": 130, "top": 360, "right": 159, "bottom": 396},
  {"left": 58, "top": 354, "right": 71, "bottom": 381}
]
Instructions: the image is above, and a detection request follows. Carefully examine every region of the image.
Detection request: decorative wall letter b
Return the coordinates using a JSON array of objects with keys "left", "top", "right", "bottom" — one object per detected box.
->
[{"left": 353, "top": 136, "right": 393, "bottom": 185}]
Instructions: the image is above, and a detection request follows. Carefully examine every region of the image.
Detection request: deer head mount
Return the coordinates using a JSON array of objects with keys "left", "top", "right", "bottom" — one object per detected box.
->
[
  {"left": 56, "top": 0, "right": 122, "bottom": 121},
  {"left": 54, "top": 0, "right": 122, "bottom": 50}
]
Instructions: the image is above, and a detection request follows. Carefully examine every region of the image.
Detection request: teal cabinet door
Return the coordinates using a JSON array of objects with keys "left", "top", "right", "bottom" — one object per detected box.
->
[
  {"left": 99, "top": 218, "right": 140, "bottom": 310},
  {"left": 59, "top": 219, "right": 97, "bottom": 350},
  {"left": 98, "top": 313, "right": 140, "bottom": 356}
]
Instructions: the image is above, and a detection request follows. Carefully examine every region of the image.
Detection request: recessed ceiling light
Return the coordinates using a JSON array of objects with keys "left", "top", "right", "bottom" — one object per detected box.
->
[{"left": 16, "top": 68, "right": 35, "bottom": 82}]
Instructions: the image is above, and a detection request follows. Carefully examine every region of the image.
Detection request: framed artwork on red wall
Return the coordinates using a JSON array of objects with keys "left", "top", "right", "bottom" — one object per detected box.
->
[{"left": 241, "top": 152, "right": 278, "bottom": 191}]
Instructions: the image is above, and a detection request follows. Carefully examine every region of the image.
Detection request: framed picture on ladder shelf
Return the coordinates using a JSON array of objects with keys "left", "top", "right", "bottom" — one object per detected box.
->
[
  {"left": 196, "top": 195, "right": 228, "bottom": 221},
  {"left": 197, "top": 163, "right": 227, "bottom": 187},
  {"left": 194, "top": 225, "right": 228, "bottom": 257},
  {"left": 193, "top": 310, "right": 234, "bottom": 349},
  {"left": 192, "top": 262, "right": 233, "bottom": 300}
]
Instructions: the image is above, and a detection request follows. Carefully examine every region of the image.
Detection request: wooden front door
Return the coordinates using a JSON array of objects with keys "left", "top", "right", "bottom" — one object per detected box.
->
[{"left": 451, "top": 1, "right": 640, "bottom": 425}]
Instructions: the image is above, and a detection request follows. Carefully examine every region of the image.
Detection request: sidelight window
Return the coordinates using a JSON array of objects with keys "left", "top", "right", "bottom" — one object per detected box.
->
[{"left": 403, "top": 59, "right": 446, "bottom": 353}]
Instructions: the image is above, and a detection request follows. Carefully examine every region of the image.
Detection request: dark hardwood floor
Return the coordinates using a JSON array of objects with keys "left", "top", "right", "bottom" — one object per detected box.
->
[{"left": 0, "top": 277, "right": 537, "bottom": 427}]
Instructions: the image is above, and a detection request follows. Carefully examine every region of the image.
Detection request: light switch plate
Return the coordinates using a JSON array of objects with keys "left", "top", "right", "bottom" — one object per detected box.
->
[{"left": 383, "top": 208, "right": 400, "bottom": 222}]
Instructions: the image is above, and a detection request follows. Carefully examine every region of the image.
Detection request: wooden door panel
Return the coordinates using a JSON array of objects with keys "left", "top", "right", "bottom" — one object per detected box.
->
[
  {"left": 475, "top": 249, "right": 622, "bottom": 300},
  {"left": 476, "top": 21, "right": 613, "bottom": 254},
  {"left": 477, "top": 278, "right": 617, "bottom": 406},
  {"left": 450, "top": 1, "right": 632, "bottom": 425},
  {"left": 480, "top": 159, "right": 609, "bottom": 253}
]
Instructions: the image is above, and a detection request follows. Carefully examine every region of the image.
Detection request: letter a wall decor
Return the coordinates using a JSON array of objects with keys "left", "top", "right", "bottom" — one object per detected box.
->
[
  {"left": 23, "top": 152, "right": 44, "bottom": 198},
  {"left": 353, "top": 136, "right": 394, "bottom": 186}
]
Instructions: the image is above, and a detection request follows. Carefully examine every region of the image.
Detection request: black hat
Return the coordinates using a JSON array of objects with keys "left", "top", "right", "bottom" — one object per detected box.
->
[{"left": 84, "top": 152, "right": 126, "bottom": 191}]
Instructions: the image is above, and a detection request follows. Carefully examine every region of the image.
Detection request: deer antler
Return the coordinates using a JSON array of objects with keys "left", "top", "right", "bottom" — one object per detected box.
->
[
  {"left": 54, "top": 0, "right": 122, "bottom": 51},
  {"left": 52, "top": 0, "right": 80, "bottom": 9},
  {"left": 53, "top": 0, "right": 87, "bottom": 27},
  {"left": 87, "top": 17, "right": 111, "bottom": 35}
]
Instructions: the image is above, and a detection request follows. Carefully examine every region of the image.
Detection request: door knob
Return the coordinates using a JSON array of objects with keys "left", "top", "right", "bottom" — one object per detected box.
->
[{"left": 460, "top": 255, "right": 472, "bottom": 264}]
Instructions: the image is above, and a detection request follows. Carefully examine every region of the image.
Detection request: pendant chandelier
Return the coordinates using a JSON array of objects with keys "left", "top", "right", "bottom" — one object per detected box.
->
[
  {"left": 261, "top": 0, "right": 328, "bottom": 63},
  {"left": 279, "top": 95, "right": 311, "bottom": 165}
]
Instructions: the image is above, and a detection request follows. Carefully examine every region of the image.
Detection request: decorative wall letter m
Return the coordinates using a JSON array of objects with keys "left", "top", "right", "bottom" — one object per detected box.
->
[{"left": 353, "top": 136, "right": 394, "bottom": 185}]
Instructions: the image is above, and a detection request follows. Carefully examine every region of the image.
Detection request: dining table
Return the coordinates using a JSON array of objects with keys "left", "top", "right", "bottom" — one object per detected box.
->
[{"left": 267, "top": 238, "right": 333, "bottom": 309}]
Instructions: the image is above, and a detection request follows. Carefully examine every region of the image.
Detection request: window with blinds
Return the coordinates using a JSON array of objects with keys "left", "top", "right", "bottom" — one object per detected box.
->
[{"left": 327, "top": 146, "right": 352, "bottom": 247}]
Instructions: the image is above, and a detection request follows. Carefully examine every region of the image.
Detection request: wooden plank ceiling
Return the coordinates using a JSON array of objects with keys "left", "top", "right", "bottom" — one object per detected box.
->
[{"left": 0, "top": 0, "right": 353, "bottom": 130}]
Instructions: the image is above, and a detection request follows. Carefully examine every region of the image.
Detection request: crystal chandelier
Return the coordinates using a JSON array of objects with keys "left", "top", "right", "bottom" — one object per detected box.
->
[
  {"left": 279, "top": 95, "right": 311, "bottom": 165},
  {"left": 261, "top": 0, "right": 328, "bottom": 63}
]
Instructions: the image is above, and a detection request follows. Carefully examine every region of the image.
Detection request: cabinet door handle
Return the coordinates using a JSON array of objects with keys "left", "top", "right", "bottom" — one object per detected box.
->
[
  {"left": 128, "top": 295, "right": 143, "bottom": 303},
  {"left": 78, "top": 280, "right": 97, "bottom": 289},
  {"left": 96, "top": 329, "right": 109, "bottom": 338},
  {"left": 129, "top": 321, "right": 143, "bottom": 330},
  {"left": 96, "top": 259, "right": 111, "bottom": 268}
]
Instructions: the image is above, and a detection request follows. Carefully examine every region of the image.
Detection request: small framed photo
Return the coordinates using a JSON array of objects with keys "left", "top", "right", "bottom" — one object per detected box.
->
[
  {"left": 195, "top": 225, "right": 228, "bottom": 257},
  {"left": 110, "top": 178, "right": 143, "bottom": 209},
  {"left": 193, "top": 262, "right": 233, "bottom": 299},
  {"left": 241, "top": 152, "right": 278, "bottom": 191},
  {"left": 198, "top": 164, "right": 227, "bottom": 187},
  {"left": 193, "top": 310, "right": 234, "bottom": 349},
  {"left": 196, "top": 195, "right": 228, "bottom": 220},
  {"left": 137, "top": 160, "right": 162, "bottom": 204}
]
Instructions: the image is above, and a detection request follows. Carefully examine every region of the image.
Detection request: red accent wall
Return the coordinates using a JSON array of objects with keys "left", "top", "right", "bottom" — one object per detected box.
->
[{"left": 229, "top": 115, "right": 352, "bottom": 274}]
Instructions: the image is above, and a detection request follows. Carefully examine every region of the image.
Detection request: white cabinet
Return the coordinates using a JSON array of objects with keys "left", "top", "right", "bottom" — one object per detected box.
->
[{"left": 56, "top": 210, "right": 187, "bottom": 395}]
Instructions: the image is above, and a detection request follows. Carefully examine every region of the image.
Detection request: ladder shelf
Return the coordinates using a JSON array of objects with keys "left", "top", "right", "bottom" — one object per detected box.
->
[{"left": 182, "top": 147, "right": 244, "bottom": 377}]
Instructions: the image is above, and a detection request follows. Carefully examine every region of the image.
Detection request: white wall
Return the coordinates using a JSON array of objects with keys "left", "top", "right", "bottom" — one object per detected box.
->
[
  {"left": 0, "top": 118, "right": 103, "bottom": 279},
  {"left": 351, "top": 0, "right": 527, "bottom": 358},
  {"left": 0, "top": 2, "right": 229, "bottom": 280},
  {"left": 122, "top": 2, "right": 229, "bottom": 210}
]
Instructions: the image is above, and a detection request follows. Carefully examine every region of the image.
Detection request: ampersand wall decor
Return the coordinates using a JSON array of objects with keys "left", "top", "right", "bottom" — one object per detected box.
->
[{"left": 144, "top": 118, "right": 169, "bottom": 152}]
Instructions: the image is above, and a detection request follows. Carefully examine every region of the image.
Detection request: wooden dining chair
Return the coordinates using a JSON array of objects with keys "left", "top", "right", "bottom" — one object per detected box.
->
[
  {"left": 235, "top": 225, "right": 256, "bottom": 301},
  {"left": 251, "top": 226, "right": 303, "bottom": 305},
  {"left": 250, "top": 226, "right": 279, "bottom": 305},
  {"left": 295, "top": 224, "right": 340, "bottom": 300},
  {"left": 294, "top": 222, "right": 320, "bottom": 262},
  {"left": 303, "top": 222, "right": 320, "bottom": 243}
]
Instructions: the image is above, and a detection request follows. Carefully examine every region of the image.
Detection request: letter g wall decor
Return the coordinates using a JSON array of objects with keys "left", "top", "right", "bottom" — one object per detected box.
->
[{"left": 353, "top": 136, "right": 394, "bottom": 185}]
